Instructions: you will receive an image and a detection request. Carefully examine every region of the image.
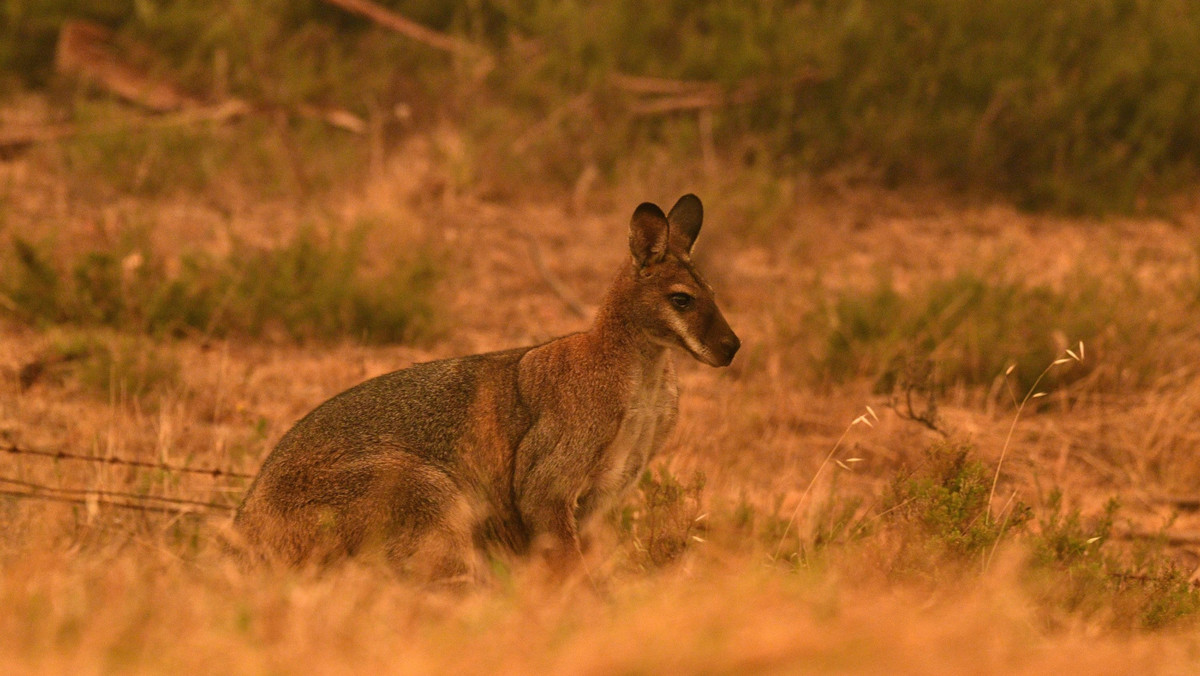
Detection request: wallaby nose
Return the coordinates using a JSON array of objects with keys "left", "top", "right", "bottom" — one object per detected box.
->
[{"left": 718, "top": 333, "right": 741, "bottom": 366}]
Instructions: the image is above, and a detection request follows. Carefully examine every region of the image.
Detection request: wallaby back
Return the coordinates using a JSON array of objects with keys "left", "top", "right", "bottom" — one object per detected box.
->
[{"left": 234, "top": 194, "right": 740, "bottom": 579}]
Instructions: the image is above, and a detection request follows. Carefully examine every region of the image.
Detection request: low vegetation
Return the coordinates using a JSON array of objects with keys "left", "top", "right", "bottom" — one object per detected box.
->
[
  {"left": 6, "top": 1, "right": 1200, "bottom": 211},
  {"left": 876, "top": 443, "right": 1200, "bottom": 631},
  {"left": 0, "top": 226, "right": 439, "bottom": 343},
  {"left": 811, "top": 268, "right": 1182, "bottom": 393},
  {"left": 18, "top": 332, "right": 182, "bottom": 401},
  {"left": 627, "top": 442, "right": 1200, "bottom": 632}
]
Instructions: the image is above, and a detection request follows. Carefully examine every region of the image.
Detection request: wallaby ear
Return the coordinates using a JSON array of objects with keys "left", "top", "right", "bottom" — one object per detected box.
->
[
  {"left": 629, "top": 202, "right": 670, "bottom": 268},
  {"left": 666, "top": 193, "right": 703, "bottom": 254}
]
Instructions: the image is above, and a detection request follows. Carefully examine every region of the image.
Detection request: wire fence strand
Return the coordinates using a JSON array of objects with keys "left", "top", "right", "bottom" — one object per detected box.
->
[
  {"left": 2, "top": 443, "right": 253, "bottom": 479},
  {"left": 0, "top": 476, "right": 233, "bottom": 511},
  {"left": 0, "top": 488, "right": 212, "bottom": 515}
]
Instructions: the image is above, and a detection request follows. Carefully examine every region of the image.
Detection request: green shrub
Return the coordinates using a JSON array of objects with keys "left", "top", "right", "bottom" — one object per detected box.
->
[
  {"left": 1028, "top": 490, "right": 1200, "bottom": 630},
  {"left": 875, "top": 442, "right": 1200, "bottom": 630},
  {"left": 813, "top": 270, "right": 1150, "bottom": 391},
  {"left": 476, "top": 0, "right": 1200, "bottom": 212},
  {"left": 0, "top": 226, "right": 439, "bottom": 343},
  {"left": 882, "top": 441, "right": 1032, "bottom": 562},
  {"left": 56, "top": 105, "right": 367, "bottom": 201},
  {"left": 20, "top": 332, "right": 181, "bottom": 401}
]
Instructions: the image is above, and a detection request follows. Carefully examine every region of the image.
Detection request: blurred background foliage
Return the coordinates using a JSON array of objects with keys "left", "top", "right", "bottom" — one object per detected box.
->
[{"left": 3, "top": 0, "right": 1200, "bottom": 213}]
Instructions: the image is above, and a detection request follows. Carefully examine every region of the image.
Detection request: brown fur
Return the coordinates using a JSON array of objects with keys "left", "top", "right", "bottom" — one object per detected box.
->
[{"left": 234, "top": 195, "right": 740, "bottom": 579}]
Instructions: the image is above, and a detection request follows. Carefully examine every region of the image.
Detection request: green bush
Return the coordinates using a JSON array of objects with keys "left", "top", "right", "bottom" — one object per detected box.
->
[
  {"left": 19, "top": 332, "right": 181, "bottom": 401},
  {"left": 876, "top": 442, "right": 1200, "bottom": 630},
  {"left": 0, "top": 226, "right": 439, "bottom": 343},
  {"left": 468, "top": 0, "right": 1200, "bottom": 211},
  {"left": 1028, "top": 490, "right": 1200, "bottom": 630},
  {"left": 813, "top": 270, "right": 1142, "bottom": 392},
  {"left": 882, "top": 441, "right": 1032, "bottom": 561}
]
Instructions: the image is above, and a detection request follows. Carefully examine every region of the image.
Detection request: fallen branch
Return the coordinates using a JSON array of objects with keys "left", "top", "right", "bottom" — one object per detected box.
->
[
  {"left": 320, "top": 0, "right": 481, "bottom": 57},
  {"left": 296, "top": 103, "right": 368, "bottom": 134},
  {"left": 0, "top": 123, "right": 77, "bottom": 150},
  {"left": 0, "top": 98, "right": 369, "bottom": 153},
  {"left": 608, "top": 73, "right": 722, "bottom": 97},
  {"left": 628, "top": 92, "right": 727, "bottom": 116},
  {"left": 1148, "top": 495, "right": 1200, "bottom": 511},
  {"left": 7, "top": 21, "right": 366, "bottom": 153},
  {"left": 612, "top": 68, "right": 825, "bottom": 116}
]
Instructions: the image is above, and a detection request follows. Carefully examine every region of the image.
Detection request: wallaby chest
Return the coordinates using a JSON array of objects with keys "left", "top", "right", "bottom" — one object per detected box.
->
[{"left": 583, "top": 354, "right": 679, "bottom": 513}]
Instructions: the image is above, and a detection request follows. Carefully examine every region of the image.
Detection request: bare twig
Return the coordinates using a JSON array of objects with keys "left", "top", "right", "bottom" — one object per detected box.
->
[
  {"left": 886, "top": 358, "right": 948, "bottom": 435},
  {"left": 3, "top": 443, "right": 252, "bottom": 479},
  {"left": 519, "top": 233, "right": 587, "bottom": 319}
]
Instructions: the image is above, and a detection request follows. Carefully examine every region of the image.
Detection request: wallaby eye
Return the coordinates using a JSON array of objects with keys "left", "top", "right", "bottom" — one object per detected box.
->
[{"left": 669, "top": 293, "right": 694, "bottom": 310}]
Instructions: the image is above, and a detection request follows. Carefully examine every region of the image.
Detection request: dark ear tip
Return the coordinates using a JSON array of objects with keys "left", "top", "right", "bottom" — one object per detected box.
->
[
  {"left": 633, "top": 202, "right": 667, "bottom": 220},
  {"left": 668, "top": 194, "right": 703, "bottom": 223}
]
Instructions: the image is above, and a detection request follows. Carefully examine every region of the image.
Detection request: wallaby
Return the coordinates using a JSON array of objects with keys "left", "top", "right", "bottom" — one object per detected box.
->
[{"left": 234, "top": 194, "right": 740, "bottom": 579}]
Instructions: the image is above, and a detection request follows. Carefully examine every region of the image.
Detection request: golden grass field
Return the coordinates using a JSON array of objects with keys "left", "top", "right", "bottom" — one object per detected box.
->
[{"left": 4, "top": 130, "right": 1200, "bottom": 674}]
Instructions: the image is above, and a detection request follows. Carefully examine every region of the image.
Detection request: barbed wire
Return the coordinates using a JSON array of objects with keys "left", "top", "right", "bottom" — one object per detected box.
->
[
  {"left": 0, "top": 476, "right": 234, "bottom": 511},
  {"left": 2, "top": 443, "right": 253, "bottom": 479},
  {"left": 0, "top": 488, "right": 210, "bottom": 515}
]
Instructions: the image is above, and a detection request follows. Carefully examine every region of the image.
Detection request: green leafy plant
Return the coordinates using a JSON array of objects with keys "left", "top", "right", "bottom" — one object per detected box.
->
[
  {"left": 882, "top": 441, "right": 1033, "bottom": 562},
  {"left": 0, "top": 227, "right": 439, "bottom": 343},
  {"left": 1028, "top": 491, "right": 1200, "bottom": 630},
  {"left": 812, "top": 270, "right": 1161, "bottom": 392}
]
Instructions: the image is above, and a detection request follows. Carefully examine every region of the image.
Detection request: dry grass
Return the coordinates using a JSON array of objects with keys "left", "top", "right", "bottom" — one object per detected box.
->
[{"left": 4, "top": 127, "right": 1200, "bottom": 673}]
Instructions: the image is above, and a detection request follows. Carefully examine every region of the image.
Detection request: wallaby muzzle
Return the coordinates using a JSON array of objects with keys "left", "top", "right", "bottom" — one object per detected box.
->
[{"left": 705, "top": 311, "right": 740, "bottom": 367}]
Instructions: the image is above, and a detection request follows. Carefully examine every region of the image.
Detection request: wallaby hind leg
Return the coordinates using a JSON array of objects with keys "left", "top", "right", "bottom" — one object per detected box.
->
[
  {"left": 392, "top": 495, "right": 480, "bottom": 585},
  {"left": 374, "top": 461, "right": 481, "bottom": 583}
]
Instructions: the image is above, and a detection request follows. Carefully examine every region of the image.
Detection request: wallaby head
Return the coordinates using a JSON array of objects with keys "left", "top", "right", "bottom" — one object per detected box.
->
[{"left": 619, "top": 194, "right": 740, "bottom": 367}]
